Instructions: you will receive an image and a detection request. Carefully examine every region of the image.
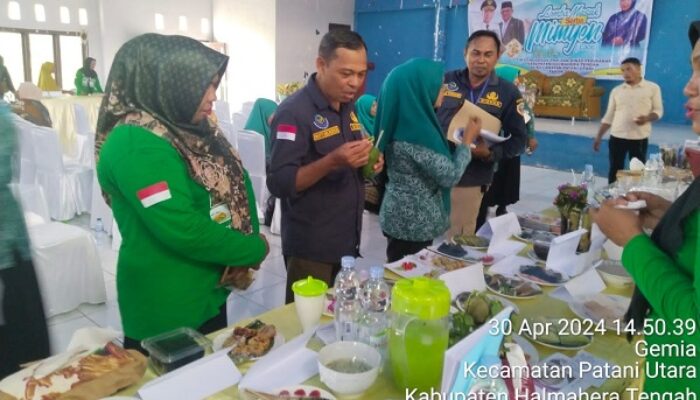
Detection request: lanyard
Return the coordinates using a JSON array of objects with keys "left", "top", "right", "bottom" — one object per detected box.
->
[{"left": 469, "top": 78, "right": 490, "bottom": 105}]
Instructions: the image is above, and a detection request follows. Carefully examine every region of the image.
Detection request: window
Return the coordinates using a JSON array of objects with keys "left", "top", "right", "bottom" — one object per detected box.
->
[
  {"left": 178, "top": 16, "right": 187, "bottom": 32},
  {"left": 201, "top": 18, "right": 210, "bottom": 35},
  {"left": 60, "top": 36, "right": 82, "bottom": 89},
  {"left": 0, "top": 32, "right": 24, "bottom": 87},
  {"left": 8, "top": 1, "right": 21, "bottom": 20},
  {"left": 29, "top": 33, "right": 55, "bottom": 85},
  {"left": 78, "top": 8, "right": 88, "bottom": 26},
  {"left": 155, "top": 13, "right": 165, "bottom": 30},
  {"left": 60, "top": 6, "right": 70, "bottom": 24},
  {"left": 34, "top": 4, "right": 45, "bottom": 22}
]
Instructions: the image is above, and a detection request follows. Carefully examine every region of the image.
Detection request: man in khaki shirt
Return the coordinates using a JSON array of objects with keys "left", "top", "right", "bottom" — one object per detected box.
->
[{"left": 593, "top": 57, "right": 663, "bottom": 183}]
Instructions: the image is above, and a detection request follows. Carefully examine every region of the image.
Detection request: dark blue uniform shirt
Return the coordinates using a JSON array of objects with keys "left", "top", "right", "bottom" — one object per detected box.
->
[
  {"left": 436, "top": 69, "right": 528, "bottom": 187},
  {"left": 266, "top": 74, "right": 364, "bottom": 263}
]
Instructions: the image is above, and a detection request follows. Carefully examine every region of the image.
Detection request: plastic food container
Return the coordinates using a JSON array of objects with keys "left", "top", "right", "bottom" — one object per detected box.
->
[{"left": 141, "top": 327, "right": 212, "bottom": 375}]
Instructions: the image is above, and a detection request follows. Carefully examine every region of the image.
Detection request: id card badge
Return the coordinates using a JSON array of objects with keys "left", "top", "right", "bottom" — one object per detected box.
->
[{"left": 210, "top": 203, "right": 232, "bottom": 225}]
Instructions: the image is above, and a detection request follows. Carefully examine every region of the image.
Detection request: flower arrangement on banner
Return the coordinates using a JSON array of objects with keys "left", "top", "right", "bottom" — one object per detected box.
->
[
  {"left": 553, "top": 183, "right": 588, "bottom": 234},
  {"left": 276, "top": 81, "right": 303, "bottom": 102}
]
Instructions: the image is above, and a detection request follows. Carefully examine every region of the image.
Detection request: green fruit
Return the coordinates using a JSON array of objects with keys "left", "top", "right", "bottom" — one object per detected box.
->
[
  {"left": 489, "top": 300, "right": 503, "bottom": 316},
  {"left": 466, "top": 295, "right": 490, "bottom": 324},
  {"left": 362, "top": 147, "right": 380, "bottom": 179}
]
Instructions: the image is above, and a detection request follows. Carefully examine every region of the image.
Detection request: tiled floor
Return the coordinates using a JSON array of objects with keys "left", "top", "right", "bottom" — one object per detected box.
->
[{"left": 44, "top": 117, "right": 690, "bottom": 354}]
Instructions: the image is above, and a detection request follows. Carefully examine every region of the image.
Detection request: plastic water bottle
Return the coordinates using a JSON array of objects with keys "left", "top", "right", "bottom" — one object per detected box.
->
[
  {"left": 334, "top": 256, "right": 360, "bottom": 341},
  {"left": 94, "top": 218, "right": 106, "bottom": 245},
  {"left": 581, "top": 164, "right": 595, "bottom": 203},
  {"left": 654, "top": 153, "right": 665, "bottom": 184},
  {"left": 357, "top": 266, "right": 390, "bottom": 357}
]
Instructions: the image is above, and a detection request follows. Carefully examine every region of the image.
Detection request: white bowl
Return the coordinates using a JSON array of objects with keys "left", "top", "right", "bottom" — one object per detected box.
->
[
  {"left": 317, "top": 341, "right": 380, "bottom": 397},
  {"left": 597, "top": 260, "right": 633, "bottom": 288}
]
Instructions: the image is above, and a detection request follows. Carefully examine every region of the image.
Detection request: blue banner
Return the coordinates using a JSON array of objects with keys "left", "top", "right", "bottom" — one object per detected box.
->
[{"left": 468, "top": 0, "right": 654, "bottom": 80}]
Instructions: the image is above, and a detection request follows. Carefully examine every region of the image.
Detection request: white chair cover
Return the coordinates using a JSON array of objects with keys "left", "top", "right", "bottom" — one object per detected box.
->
[
  {"left": 232, "top": 112, "right": 246, "bottom": 134},
  {"left": 214, "top": 100, "right": 231, "bottom": 123},
  {"left": 236, "top": 130, "right": 267, "bottom": 218},
  {"left": 10, "top": 184, "right": 106, "bottom": 317},
  {"left": 30, "top": 125, "right": 92, "bottom": 220},
  {"left": 11, "top": 115, "right": 37, "bottom": 185},
  {"left": 271, "top": 198, "right": 281, "bottom": 235},
  {"left": 219, "top": 120, "right": 238, "bottom": 150},
  {"left": 72, "top": 103, "right": 93, "bottom": 136}
]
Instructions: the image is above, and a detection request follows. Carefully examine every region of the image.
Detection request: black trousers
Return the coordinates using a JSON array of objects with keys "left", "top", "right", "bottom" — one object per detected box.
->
[
  {"left": 284, "top": 256, "right": 341, "bottom": 304},
  {"left": 123, "top": 303, "right": 228, "bottom": 355},
  {"left": 385, "top": 235, "right": 432, "bottom": 263},
  {"left": 608, "top": 136, "right": 648, "bottom": 183},
  {"left": 0, "top": 252, "right": 51, "bottom": 379}
]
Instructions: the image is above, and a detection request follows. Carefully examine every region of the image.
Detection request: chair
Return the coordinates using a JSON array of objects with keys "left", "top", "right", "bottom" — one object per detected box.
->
[
  {"left": 11, "top": 114, "right": 38, "bottom": 185},
  {"left": 219, "top": 120, "right": 238, "bottom": 150},
  {"left": 10, "top": 184, "right": 107, "bottom": 317},
  {"left": 30, "top": 125, "right": 92, "bottom": 220},
  {"left": 214, "top": 100, "right": 231, "bottom": 123},
  {"left": 236, "top": 130, "right": 267, "bottom": 218},
  {"left": 73, "top": 103, "right": 93, "bottom": 137},
  {"left": 232, "top": 112, "right": 246, "bottom": 134}
]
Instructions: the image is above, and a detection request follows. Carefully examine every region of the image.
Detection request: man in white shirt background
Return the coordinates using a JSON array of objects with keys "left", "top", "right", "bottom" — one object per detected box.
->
[
  {"left": 593, "top": 57, "right": 663, "bottom": 183},
  {"left": 472, "top": 0, "right": 501, "bottom": 39}
]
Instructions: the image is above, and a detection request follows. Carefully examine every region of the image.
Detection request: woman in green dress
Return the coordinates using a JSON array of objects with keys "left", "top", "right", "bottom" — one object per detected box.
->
[
  {"left": 74, "top": 57, "right": 103, "bottom": 95},
  {"left": 95, "top": 34, "right": 269, "bottom": 352},
  {"left": 591, "top": 21, "right": 700, "bottom": 395},
  {"left": 376, "top": 58, "right": 480, "bottom": 261},
  {"left": 243, "top": 98, "right": 277, "bottom": 160}
]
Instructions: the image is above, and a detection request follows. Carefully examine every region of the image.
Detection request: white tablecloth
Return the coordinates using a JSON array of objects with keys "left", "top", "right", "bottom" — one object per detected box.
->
[{"left": 40, "top": 95, "right": 103, "bottom": 157}]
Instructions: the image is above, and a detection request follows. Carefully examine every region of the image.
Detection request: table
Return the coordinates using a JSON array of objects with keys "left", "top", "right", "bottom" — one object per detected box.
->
[
  {"left": 116, "top": 256, "right": 642, "bottom": 399},
  {"left": 40, "top": 95, "right": 102, "bottom": 157}
]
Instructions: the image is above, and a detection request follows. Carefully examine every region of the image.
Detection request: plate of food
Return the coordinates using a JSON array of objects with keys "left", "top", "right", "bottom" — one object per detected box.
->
[
  {"left": 517, "top": 265, "right": 566, "bottom": 286},
  {"left": 212, "top": 320, "right": 284, "bottom": 363},
  {"left": 452, "top": 290, "right": 519, "bottom": 314},
  {"left": 484, "top": 273, "right": 542, "bottom": 299},
  {"left": 384, "top": 255, "right": 438, "bottom": 278},
  {"left": 533, "top": 354, "right": 576, "bottom": 389},
  {"left": 514, "top": 228, "right": 557, "bottom": 243},
  {"left": 518, "top": 316, "right": 593, "bottom": 350},
  {"left": 453, "top": 234, "right": 490, "bottom": 250},
  {"left": 569, "top": 293, "right": 631, "bottom": 331},
  {"left": 241, "top": 385, "right": 336, "bottom": 400}
]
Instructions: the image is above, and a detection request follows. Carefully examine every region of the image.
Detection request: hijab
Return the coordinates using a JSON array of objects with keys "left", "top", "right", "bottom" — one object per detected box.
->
[
  {"left": 625, "top": 21, "right": 700, "bottom": 335},
  {"left": 95, "top": 33, "right": 253, "bottom": 234},
  {"left": 355, "top": 94, "right": 376, "bottom": 137},
  {"left": 243, "top": 98, "right": 277, "bottom": 156},
  {"left": 37, "top": 62, "right": 60, "bottom": 91},
  {"left": 79, "top": 57, "right": 97, "bottom": 79}
]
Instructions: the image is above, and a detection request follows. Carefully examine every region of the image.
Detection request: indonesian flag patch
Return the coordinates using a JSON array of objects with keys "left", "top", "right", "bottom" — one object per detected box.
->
[
  {"left": 137, "top": 181, "right": 172, "bottom": 208},
  {"left": 276, "top": 124, "right": 297, "bottom": 141}
]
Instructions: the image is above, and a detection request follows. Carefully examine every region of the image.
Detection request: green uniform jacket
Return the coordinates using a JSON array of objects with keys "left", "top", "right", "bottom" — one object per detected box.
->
[
  {"left": 622, "top": 211, "right": 700, "bottom": 394},
  {"left": 74, "top": 70, "right": 103, "bottom": 95},
  {"left": 97, "top": 124, "right": 267, "bottom": 340}
]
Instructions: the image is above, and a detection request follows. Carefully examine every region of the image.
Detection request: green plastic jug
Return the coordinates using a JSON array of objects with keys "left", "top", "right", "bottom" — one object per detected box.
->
[{"left": 388, "top": 277, "right": 450, "bottom": 392}]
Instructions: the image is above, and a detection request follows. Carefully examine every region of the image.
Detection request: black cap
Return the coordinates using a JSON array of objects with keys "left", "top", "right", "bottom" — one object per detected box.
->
[
  {"left": 502, "top": 1, "right": 513, "bottom": 8},
  {"left": 481, "top": 0, "right": 497, "bottom": 10},
  {"left": 690, "top": 21, "right": 700, "bottom": 48}
]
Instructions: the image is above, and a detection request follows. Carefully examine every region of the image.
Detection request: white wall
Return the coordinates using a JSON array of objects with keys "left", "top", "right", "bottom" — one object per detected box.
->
[
  {"left": 0, "top": 0, "right": 104, "bottom": 79},
  {"left": 97, "top": 0, "right": 213, "bottom": 78},
  {"left": 275, "top": 0, "right": 355, "bottom": 86},
  {"left": 213, "top": 0, "right": 276, "bottom": 113}
]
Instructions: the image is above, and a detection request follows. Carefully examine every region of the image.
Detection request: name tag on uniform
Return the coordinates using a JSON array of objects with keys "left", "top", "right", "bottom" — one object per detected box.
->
[
  {"left": 350, "top": 123, "right": 362, "bottom": 131},
  {"left": 312, "top": 125, "right": 341, "bottom": 141},
  {"left": 210, "top": 203, "right": 232, "bottom": 224},
  {"left": 445, "top": 90, "right": 463, "bottom": 99}
]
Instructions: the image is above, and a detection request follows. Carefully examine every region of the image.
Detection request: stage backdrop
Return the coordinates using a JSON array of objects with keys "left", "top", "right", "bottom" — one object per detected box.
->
[{"left": 468, "top": 0, "right": 654, "bottom": 80}]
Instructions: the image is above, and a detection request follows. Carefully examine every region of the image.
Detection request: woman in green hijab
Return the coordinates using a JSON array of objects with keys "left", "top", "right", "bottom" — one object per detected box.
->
[
  {"left": 355, "top": 94, "right": 376, "bottom": 137},
  {"left": 243, "top": 98, "right": 277, "bottom": 159},
  {"left": 376, "top": 58, "right": 481, "bottom": 261},
  {"left": 95, "top": 34, "right": 269, "bottom": 352}
]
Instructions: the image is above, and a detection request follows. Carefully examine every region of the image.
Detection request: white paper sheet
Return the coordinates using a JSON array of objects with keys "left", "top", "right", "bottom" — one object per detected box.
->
[
  {"left": 477, "top": 212, "right": 522, "bottom": 247},
  {"left": 549, "top": 266, "right": 605, "bottom": 303},
  {"left": 139, "top": 350, "right": 242, "bottom": 400},
  {"left": 238, "top": 329, "right": 318, "bottom": 393},
  {"left": 546, "top": 229, "right": 586, "bottom": 278},
  {"left": 439, "top": 263, "right": 486, "bottom": 299}
]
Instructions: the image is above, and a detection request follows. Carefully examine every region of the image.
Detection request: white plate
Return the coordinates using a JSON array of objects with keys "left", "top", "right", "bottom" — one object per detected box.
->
[
  {"left": 484, "top": 275, "right": 542, "bottom": 299},
  {"left": 569, "top": 294, "right": 631, "bottom": 331},
  {"left": 516, "top": 270, "right": 567, "bottom": 287},
  {"left": 274, "top": 385, "right": 336, "bottom": 400},
  {"left": 452, "top": 292, "right": 520, "bottom": 314},
  {"left": 212, "top": 328, "right": 285, "bottom": 358},
  {"left": 384, "top": 254, "right": 438, "bottom": 278}
]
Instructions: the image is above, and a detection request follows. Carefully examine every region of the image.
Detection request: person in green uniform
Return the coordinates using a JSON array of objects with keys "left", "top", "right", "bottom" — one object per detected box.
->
[
  {"left": 355, "top": 94, "right": 376, "bottom": 138},
  {"left": 0, "top": 101, "right": 50, "bottom": 377},
  {"left": 74, "top": 57, "right": 103, "bottom": 95},
  {"left": 243, "top": 98, "right": 277, "bottom": 160},
  {"left": 0, "top": 56, "right": 16, "bottom": 97},
  {"left": 95, "top": 33, "right": 269, "bottom": 352},
  {"left": 376, "top": 58, "right": 480, "bottom": 261},
  {"left": 590, "top": 21, "right": 700, "bottom": 395}
]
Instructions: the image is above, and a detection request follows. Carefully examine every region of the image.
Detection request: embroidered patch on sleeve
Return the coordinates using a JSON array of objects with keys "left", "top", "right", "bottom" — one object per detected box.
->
[
  {"left": 276, "top": 124, "right": 297, "bottom": 141},
  {"left": 137, "top": 181, "right": 172, "bottom": 208}
]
